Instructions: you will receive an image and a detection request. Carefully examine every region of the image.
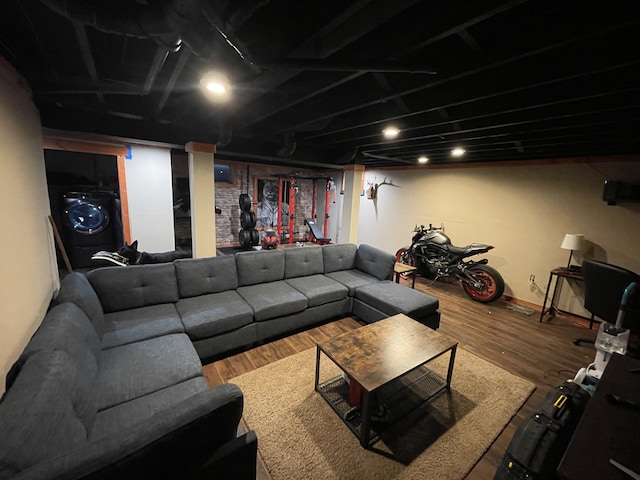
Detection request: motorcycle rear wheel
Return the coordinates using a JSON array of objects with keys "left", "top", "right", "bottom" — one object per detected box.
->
[{"left": 461, "top": 264, "right": 505, "bottom": 303}]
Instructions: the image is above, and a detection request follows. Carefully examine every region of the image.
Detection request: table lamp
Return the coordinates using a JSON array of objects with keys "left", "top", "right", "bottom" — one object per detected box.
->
[{"left": 561, "top": 233, "right": 585, "bottom": 269}]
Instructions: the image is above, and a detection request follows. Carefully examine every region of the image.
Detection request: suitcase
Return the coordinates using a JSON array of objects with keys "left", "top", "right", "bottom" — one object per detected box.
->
[{"left": 494, "top": 381, "right": 590, "bottom": 480}]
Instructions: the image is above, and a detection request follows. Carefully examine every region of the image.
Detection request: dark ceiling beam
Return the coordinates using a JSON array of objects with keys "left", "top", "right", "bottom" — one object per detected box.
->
[
  {"left": 457, "top": 29, "right": 482, "bottom": 51},
  {"left": 361, "top": 106, "right": 640, "bottom": 154},
  {"left": 372, "top": 73, "right": 411, "bottom": 115},
  {"left": 299, "top": 51, "right": 640, "bottom": 142},
  {"left": 271, "top": 20, "right": 638, "bottom": 136},
  {"left": 144, "top": 47, "right": 170, "bottom": 95},
  {"left": 241, "top": 0, "right": 530, "bottom": 131},
  {"left": 232, "top": 0, "right": 421, "bottom": 127},
  {"left": 154, "top": 49, "right": 190, "bottom": 117},
  {"left": 361, "top": 152, "right": 417, "bottom": 165},
  {"left": 324, "top": 84, "right": 640, "bottom": 146},
  {"left": 259, "top": 59, "right": 437, "bottom": 74},
  {"left": 410, "top": 0, "right": 530, "bottom": 51},
  {"left": 73, "top": 22, "right": 104, "bottom": 105},
  {"left": 367, "top": 122, "right": 640, "bottom": 160}
]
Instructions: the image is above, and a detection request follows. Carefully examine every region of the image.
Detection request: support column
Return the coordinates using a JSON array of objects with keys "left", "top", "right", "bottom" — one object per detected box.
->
[
  {"left": 185, "top": 142, "right": 217, "bottom": 258},
  {"left": 341, "top": 165, "right": 364, "bottom": 244}
]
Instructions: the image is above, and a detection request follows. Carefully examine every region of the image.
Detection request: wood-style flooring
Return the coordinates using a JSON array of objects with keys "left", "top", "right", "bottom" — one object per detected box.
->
[{"left": 203, "top": 276, "right": 597, "bottom": 480}]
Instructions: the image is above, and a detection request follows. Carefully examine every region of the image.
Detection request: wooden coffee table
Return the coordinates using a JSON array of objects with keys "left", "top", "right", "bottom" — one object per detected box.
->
[{"left": 314, "top": 313, "right": 458, "bottom": 448}]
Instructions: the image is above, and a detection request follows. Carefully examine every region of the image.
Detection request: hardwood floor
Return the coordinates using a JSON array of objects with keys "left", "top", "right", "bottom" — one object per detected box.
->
[{"left": 203, "top": 276, "right": 597, "bottom": 479}]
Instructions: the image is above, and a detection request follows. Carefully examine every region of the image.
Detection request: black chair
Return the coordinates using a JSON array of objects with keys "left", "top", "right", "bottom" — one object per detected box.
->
[{"left": 573, "top": 259, "right": 640, "bottom": 351}]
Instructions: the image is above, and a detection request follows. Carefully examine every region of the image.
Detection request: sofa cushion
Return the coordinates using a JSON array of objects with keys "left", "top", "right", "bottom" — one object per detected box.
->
[
  {"left": 355, "top": 280, "right": 440, "bottom": 317},
  {"left": 87, "top": 263, "right": 179, "bottom": 313},
  {"left": 90, "top": 376, "right": 208, "bottom": 442},
  {"left": 8, "top": 304, "right": 101, "bottom": 433},
  {"left": 236, "top": 249, "right": 285, "bottom": 286},
  {"left": 54, "top": 272, "right": 105, "bottom": 338},
  {"left": 21, "top": 302, "right": 101, "bottom": 365},
  {"left": 325, "top": 269, "right": 380, "bottom": 296},
  {"left": 237, "top": 281, "right": 307, "bottom": 321},
  {"left": 175, "top": 255, "right": 239, "bottom": 298},
  {"left": 97, "top": 333, "right": 202, "bottom": 410},
  {"left": 285, "top": 274, "right": 348, "bottom": 307},
  {"left": 177, "top": 290, "right": 254, "bottom": 339},
  {"left": 322, "top": 243, "right": 357, "bottom": 273},
  {"left": 356, "top": 244, "right": 395, "bottom": 280},
  {"left": 284, "top": 247, "right": 324, "bottom": 278},
  {"left": 0, "top": 350, "right": 90, "bottom": 477},
  {"left": 101, "top": 304, "right": 184, "bottom": 349}
]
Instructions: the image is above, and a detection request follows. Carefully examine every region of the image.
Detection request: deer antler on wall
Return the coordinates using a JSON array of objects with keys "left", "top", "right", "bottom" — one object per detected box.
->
[{"left": 365, "top": 176, "right": 391, "bottom": 199}]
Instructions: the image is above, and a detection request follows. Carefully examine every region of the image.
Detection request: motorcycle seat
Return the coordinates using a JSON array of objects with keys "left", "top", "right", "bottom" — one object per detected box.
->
[{"left": 448, "top": 243, "right": 492, "bottom": 255}]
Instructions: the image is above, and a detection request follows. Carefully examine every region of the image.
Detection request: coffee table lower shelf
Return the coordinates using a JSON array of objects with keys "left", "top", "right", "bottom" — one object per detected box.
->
[{"left": 317, "top": 365, "right": 448, "bottom": 447}]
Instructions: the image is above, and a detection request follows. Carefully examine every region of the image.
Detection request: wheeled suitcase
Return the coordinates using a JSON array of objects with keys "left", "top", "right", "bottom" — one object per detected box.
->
[{"left": 494, "top": 381, "right": 590, "bottom": 480}]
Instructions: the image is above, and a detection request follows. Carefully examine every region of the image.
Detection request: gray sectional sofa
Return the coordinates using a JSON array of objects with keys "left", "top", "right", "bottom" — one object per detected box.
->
[{"left": 0, "top": 243, "right": 440, "bottom": 480}]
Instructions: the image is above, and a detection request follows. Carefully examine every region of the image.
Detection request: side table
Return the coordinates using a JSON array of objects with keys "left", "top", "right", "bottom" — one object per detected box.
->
[
  {"left": 394, "top": 262, "right": 417, "bottom": 289},
  {"left": 539, "top": 267, "right": 585, "bottom": 323}
]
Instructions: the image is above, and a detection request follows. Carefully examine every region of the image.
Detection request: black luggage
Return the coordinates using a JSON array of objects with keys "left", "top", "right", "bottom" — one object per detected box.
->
[{"left": 494, "top": 381, "right": 590, "bottom": 480}]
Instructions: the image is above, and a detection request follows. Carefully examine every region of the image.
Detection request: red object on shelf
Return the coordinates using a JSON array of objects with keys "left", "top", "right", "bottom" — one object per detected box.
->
[{"left": 348, "top": 377, "right": 363, "bottom": 406}]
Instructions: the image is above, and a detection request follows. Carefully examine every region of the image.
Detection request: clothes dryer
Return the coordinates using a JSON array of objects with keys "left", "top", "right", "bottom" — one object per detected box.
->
[{"left": 62, "top": 192, "right": 116, "bottom": 267}]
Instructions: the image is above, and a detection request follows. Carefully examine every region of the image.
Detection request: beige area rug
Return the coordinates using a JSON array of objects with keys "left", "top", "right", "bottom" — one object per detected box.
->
[{"left": 231, "top": 347, "right": 535, "bottom": 480}]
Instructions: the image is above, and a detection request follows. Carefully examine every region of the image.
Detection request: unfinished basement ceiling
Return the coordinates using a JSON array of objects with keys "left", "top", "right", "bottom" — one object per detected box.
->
[{"left": 1, "top": 0, "right": 639, "bottom": 168}]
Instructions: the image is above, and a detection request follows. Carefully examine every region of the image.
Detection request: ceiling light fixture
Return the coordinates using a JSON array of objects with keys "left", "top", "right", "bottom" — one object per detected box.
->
[
  {"left": 418, "top": 156, "right": 429, "bottom": 164},
  {"left": 200, "top": 72, "right": 230, "bottom": 102},
  {"left": 383, "top": 127, "right": 400, "bottom": 139},
  {"left": 451, "top": 147, "right": 466, "bottom": 157}
]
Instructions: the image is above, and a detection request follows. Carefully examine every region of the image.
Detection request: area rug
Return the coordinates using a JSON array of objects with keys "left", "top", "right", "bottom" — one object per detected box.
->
[{"left": 230, "top": 347, "right": 535, "bottom": 480}]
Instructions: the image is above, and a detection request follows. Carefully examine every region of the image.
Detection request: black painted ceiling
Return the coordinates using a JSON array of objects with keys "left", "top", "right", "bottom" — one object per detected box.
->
[{"left": 1, "top": 0, "right": 639, "bottom": 168}]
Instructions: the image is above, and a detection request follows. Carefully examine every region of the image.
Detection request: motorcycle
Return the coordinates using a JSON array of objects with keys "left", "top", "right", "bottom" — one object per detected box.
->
[{"left": 395, "top": 224, "right": 505, "bottom": 303}]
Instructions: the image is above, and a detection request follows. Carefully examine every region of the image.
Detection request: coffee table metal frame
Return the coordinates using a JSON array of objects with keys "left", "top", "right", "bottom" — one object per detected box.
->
[{"left": 314, "top": 314, "right": 458, "bottom": 448}]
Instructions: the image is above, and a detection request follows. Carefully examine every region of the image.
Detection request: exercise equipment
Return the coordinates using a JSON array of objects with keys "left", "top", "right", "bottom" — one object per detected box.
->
[
  {"left": 271, "top": 173, "right": 334, "bottom": 245},
  {"left": 238, "top": 165, "right": 258, "bottom": 249},
  {"left": 304, "top": 218, "right": 330, "bottom": 244}
]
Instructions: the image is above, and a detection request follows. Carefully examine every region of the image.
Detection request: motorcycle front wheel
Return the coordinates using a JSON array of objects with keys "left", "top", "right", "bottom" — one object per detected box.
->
[
  {"left": 461, "top": 264, "right": 505, "bottom": 303},
  {"left": 394, "top": 247, "right": 416, "bottom": 279}
]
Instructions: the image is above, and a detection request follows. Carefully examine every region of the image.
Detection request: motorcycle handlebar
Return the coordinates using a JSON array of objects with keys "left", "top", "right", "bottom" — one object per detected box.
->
[{"left": 413, "top": 223, "right": 444, "bottom": 233}]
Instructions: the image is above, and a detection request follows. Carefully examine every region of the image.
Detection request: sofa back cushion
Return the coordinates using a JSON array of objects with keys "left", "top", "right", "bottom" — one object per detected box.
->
[
  {"left": 8, "top": 303, "right": 101, "bottom": 431},
  {"left": 285, "top": 247, "right": 323, "bottom": 278},
  {"left": 175, "top": 255, "right": 239, "bottom": 298},
  {"left": 54, "top": 272, "right": 105, "bottom": 338},
  {"left": 236, "top": 249, "right": 285, "bottom": 286},
  {"left": 87, "top": 264, "right": 179, "bottom": 312},
  {"left": 356, "top": 244, "right": 395, "bottom": 281},
  {"left": 322, "top": 243, "right": 357, "bottom": 273},
  {"left": 0, "top": 349, "right": 90, "bottom": 477}
]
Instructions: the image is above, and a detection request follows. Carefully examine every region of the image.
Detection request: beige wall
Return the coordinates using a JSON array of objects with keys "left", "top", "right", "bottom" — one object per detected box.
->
[
  {"left": 0, "top": 57, "right": 58, "bottom": 394},
  {"left": 358, "top": 159, "right": 640, "bottom": 311}
]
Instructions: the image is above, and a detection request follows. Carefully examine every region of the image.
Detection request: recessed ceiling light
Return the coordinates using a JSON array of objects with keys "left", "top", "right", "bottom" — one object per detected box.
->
[
  {"left": 200, "top": 72, "right": 230, "bottom": 101},
  {"left": 418, "top": 156, "right": 429, "bottom": 164},
  {"left": 206, "top": 82, "right": 226, "bottom": 94},
  {"left": 383, "top": 127, "right": 400, "bottom": 139},
  {"left": 451, "top": 147, "right": 466, "bottom": 157}
]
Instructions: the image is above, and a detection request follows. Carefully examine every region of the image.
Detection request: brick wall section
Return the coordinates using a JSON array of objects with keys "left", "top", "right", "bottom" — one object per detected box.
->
[{"left": 172, "top": 154, "right": 333, "bottom": 247}]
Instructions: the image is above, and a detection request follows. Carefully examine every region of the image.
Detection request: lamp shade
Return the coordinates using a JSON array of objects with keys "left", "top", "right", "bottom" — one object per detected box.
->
[{"left": 561, "top": 233, "right": 585, "bottom": 251}]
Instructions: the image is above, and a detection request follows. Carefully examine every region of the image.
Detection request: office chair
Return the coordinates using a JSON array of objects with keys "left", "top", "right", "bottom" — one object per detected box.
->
[{"left": 573, "top": 259, "right": 640, "bottom": 350}]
